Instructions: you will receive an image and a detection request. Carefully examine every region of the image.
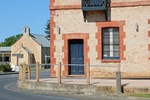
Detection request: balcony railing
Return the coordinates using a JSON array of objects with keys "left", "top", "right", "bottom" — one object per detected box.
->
[{"left": 82, "top": 0, "right": 107, "bottom": 11}]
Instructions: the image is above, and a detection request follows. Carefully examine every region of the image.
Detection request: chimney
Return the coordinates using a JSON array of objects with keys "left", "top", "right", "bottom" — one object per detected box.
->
[{"left": 23, "top": 26, "right": 30, "bottom": 35}]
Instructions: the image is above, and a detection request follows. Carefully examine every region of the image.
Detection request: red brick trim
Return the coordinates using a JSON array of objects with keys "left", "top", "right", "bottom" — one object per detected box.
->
[
  {"left": 96, "top": 21, "right": 126, "bottom": 63},
  {"left": 111, "top": 0, "right": 150, "bottom": 7},
  {"left": 50, "top": 10, "right": 56, "bottom": 77},
  {"left": 148, "top": 31, "right": 150, "bottom": 37},
  {"left": 148, "top": 44, "right": 150, "bottom": 50},
  {"left": 49, "top": 0, "right": 150, "bottom": 10},
  {"left": 148, "top": 19, "right": 150, "bottom": 24},
  {"left": 101, "top": 60, "right": 120, "bottom": 63},
  {"left": 62, "top": 33, "right": 89, "bottom": 76},
  {"left": 148, "top": 19, "right": 150, "bottom": 60},
  {"left": 50, "top": 0, "right": 55, "bottom": 7},
  {"left": 50, "top": 5, "right": 81, "bottom": 10}
]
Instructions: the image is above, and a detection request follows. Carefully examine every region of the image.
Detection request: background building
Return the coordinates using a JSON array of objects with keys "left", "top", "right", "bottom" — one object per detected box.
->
[
  {"left": 11, "top": 26, "right": 50, "bottom": 66},
  {"left": 0, "top": 47, "right": 11, "bottom": 64}
]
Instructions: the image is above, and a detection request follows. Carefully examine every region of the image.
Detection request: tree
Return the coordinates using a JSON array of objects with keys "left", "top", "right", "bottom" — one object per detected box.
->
[
  {"left": 0, "top": 34, "right": 23, "bottom": 47},
  {"left": 44, "top": 20, "right": 50, "bottom": 38}
]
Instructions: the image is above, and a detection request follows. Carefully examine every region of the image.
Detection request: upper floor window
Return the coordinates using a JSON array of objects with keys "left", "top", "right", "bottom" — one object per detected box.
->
[{"left": 102, "top": 28, "right": 119, "bottom": 60}]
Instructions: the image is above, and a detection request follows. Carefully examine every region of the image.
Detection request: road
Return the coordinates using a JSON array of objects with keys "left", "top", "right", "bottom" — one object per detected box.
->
[
  {"left": 0, "top": 70, "right": 78, "bottom": 100},
  {"left": 0, "top": 70, "right": 148, "bottom": 100}
]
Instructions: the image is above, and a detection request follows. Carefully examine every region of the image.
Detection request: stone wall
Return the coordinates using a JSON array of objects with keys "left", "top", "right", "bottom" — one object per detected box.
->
[{"left": 50, "top": 0, "right": 150, "bottom": 78}]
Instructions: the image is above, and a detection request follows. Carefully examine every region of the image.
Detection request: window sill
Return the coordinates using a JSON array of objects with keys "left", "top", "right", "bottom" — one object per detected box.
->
[{"left": 101, "top": 60, "right": 120, "bottom": 63}]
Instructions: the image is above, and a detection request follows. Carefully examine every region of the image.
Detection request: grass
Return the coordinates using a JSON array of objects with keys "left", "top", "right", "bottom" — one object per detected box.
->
[{"left": 130, "top": 94, "right": 150, "bottom": 98}]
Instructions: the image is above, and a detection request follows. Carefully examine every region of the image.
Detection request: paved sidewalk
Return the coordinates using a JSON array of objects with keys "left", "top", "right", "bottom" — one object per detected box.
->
[{"left": 29, "top": 78, "right": 150, "bottom": 88}]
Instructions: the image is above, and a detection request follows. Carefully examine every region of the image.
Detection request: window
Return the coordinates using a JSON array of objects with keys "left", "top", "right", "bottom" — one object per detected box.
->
[
  {"left": 102, "top": 28, "right": 119, "bottom": 60},
  {"left": 4, "top": 57, "right": 9, "bottom": 62},
  {"left": 0, "top": 57, "right": 2, "bottom": 62}
]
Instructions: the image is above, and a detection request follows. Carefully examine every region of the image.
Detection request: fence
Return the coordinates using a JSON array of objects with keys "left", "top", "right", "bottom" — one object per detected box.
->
[{"left": 18, "top": 62, "right": 122, "bottom": 94}]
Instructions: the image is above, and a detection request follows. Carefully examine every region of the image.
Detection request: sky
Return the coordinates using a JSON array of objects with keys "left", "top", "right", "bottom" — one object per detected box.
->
[{"left": 0, "top": 0, "right": 50, "bottom": 42}]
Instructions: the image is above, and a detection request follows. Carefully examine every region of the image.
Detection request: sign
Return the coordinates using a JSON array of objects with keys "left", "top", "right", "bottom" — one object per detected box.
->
[{"left": 12, "top": 54, "right": 23, "bottom": 58}]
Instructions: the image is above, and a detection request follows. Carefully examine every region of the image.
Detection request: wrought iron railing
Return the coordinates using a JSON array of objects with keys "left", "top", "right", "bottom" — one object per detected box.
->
[{"left": 82, "top": 0, "right": 107, "bottom": 11}]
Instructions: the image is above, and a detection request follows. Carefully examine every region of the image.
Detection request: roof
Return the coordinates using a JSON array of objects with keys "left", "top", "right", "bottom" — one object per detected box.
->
[
  {"left": 30, "top": 34, "right": 50, "bottom": 47},
  {"left": 23, "top": 47, "right": 32, "bottom": 54},
  {"left": 0, "top": 47, "right": 11, "bottom": 52}
]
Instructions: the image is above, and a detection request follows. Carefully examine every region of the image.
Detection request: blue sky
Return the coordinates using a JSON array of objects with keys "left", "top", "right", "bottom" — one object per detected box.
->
[{"left": 0, "top": 0, "right": 50, "bottom": 42}]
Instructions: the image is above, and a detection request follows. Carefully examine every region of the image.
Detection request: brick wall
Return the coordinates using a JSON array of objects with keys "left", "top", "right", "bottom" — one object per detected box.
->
[{"left": 50, "top": 0, "right": 150, "bottom": 78}]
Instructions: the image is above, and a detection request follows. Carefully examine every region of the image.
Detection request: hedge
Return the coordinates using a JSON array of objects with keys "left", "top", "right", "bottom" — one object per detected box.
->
[{"left": 0, "top": 63, "right": 12, "bottom": 72}]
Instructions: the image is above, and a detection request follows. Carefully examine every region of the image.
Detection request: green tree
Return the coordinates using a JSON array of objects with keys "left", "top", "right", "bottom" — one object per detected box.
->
[
  {"left": 44, "top": 20, "right": 50, "bottom": 38},
  {"left": 0, "top": 34, "right": 23, "bottom": 47}
]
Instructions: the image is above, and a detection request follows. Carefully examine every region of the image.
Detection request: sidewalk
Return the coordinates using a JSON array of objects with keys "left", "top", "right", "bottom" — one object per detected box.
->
[
  {"left": 17, "top": 77, "right": 150, "bottom": 94},
  {"left": 37, "top": 78, "right": 150, "bottom": 88}
]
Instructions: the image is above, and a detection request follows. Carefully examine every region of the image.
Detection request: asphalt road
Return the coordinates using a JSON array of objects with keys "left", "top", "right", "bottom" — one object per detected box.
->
[
  {"left": 0, "top": 70, "right": 77, "bottom": 100},
  {"left": 0, "top": 70, "right": 148, "bottom": 100}
]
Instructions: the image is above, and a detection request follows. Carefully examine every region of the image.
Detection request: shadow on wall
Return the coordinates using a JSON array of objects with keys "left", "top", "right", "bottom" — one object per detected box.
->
[{"left": 30, "top": 54, "right": 36, "bottom": 64}]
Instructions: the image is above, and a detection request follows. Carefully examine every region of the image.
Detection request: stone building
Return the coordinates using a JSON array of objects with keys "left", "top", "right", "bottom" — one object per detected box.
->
[
  {"left": 0, "top": 47, "right": 11, "bottom": 64},
  {"left": 50, "top": 0, "right": 150, "bottom": 78},
  {"left": 11, "top": 26, "right": 50, "bottom": 66}
]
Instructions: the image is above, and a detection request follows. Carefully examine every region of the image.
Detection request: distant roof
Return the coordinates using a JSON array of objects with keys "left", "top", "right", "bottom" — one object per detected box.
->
[
  {"left": 0, "top": 47, "right": 11, "bottom": 51},
  {"left": 30, "top": 34, "right": 50, "bottom": 47},
  {"left": 23, "top": 47, "right": 32, "bottom": 54}
]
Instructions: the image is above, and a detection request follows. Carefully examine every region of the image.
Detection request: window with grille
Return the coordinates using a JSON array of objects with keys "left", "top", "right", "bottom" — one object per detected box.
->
[{"left": 102, "top": 28, "right": 120, "bottom": 60}]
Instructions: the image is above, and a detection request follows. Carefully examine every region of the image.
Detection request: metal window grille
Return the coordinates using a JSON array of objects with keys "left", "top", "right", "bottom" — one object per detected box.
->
[{"left": 102, "top": 28, "right": 120, "bottom": 59}]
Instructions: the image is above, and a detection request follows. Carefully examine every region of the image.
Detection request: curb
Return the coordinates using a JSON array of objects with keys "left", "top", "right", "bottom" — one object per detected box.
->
[
  {"left": 17, "top": 80, "right": 150, "bottom": 100},
  {"left": 17, "top": 80, "right": 150, "bottom": 94},
  {"left": 0, "top": 72, "right": 19, "bottom": 75}
]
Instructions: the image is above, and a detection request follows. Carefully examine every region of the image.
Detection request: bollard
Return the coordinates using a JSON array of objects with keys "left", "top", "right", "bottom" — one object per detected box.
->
[
  {"left": 18, "top": 64, "right": 23, "bottom": 81},
  {"left": 116, "top": 71, "right": 122, "bottom": 94},
  {"left": 58, "top": 62, "right": 61, "bottom": 84},
  {"left": 22, "top": 63, "right": 26, "bottom": 81},
  {"left": 86, "top": 62, "right": 90, "bottom": 85},
  {"left": 36, "top": 62, "right": 40, "bottom": 82},
  {"left": 28, "top": 66, "right": 31, "bottom": 80}
]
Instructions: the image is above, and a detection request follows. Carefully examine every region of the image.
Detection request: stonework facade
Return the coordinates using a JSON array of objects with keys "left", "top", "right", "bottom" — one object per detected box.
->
[{"left": 50, "top": 0, "right": 150, "bottom": 78}]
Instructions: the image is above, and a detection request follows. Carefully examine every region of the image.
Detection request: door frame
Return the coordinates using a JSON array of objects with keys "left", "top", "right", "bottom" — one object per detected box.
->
[
  {"left": 62, "top": 33, "right": 90, "bottom": 76},
  {"left": 68, "top": 39, "right": 84, "bottom": 75}
]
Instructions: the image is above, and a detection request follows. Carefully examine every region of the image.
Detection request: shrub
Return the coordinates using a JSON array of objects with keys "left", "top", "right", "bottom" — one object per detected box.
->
[{"left": 0, "top": 63, "right": 12, "bottom": 72}]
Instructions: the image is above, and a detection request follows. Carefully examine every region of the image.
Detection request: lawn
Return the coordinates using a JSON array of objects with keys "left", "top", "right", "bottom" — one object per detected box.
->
[{"left": 131, "top": 94, "right": 150, "bottom": 98}]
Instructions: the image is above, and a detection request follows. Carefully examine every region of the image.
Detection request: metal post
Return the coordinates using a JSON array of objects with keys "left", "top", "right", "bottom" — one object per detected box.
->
[
  {"left": 45, "top": 55, "right": 47, "bottom": 64},
  {"left": 36, "top": 62, "right": 40, "bottom": 82},
  {"left": 87, "top": 62, "right": 90, "bottom": 85},
  {"left": 28, "top": 66, "right": 31, "bottom": 80},
  {"left": 58, "top": 62, "right": 61, "bottom": 84},
  {"left": 22, "top": 63, "right": 26, "bottom": 81},
  {"left": 116, "top": 63, "right": 122, "bottom": 94}
]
